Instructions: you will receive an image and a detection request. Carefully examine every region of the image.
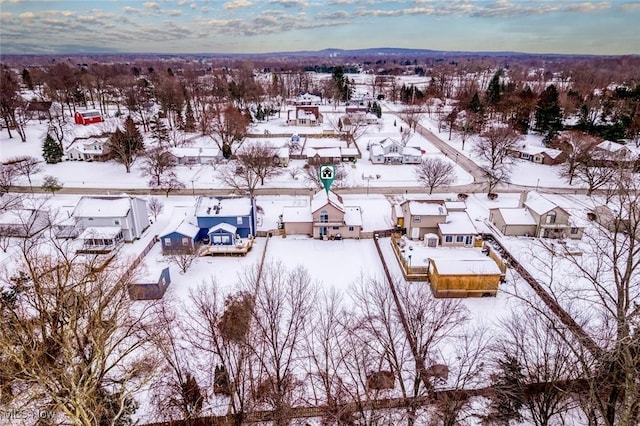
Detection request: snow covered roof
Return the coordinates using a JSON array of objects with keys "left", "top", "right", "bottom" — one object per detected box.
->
[
  {"left": 370, "top": 144, "right": 384, "bottom": 156},
  {"left": 161, "top": 219, "right": 199, "bottom": 239},
  {"left": 282, "top": 206, "right": 312, "bottom": 223},
  {"left": 438, "top": 212, "right": 478, "bottom": 235},
  {"left": 444, "top": 201, "right": 466, "bottom": 212},
  {"left": 158, "top": 206, "right": 197, "bottom": 237},
  {"left": 196, "top": 196, "right": 252, "bottom": 217},
  {"left": 67, "top": 138, "right": 108, "bottom": 154},
  {"left": 431, "top": 258, "right": 502, "bottom": 276},
  {"left": 78, "top": 226, "right": 122, "bottom": 240},
  {"left": 169, "top": 147, "right": 220, "bottom": 158},
  {"left": 208, "top": 222, "right": 237, "bottom": 234},
  {"left": 341, "top": 147, "right": 359, "bottom": 156},
  {"left": 495, "top": 208, "right": 537, "bottom": 225},
  {"left": 77, "top": 110, "right": 101, "bottom": 118},
  {"left": 402, "top": 146, "right": 422, "bottom": 157},
  {"left": 407, "top": 201, "right": 447, "bottom": 216},
  {"left": 0, "top": 209, "right": 35, "bottom": 225},
  {"left": 379, "top": 137, "right": 400, "bottom": 148},
  {"left": 311, "top": 190, "right": 344, "bottom": 213},
  {"left": 344, "top": 206, "right": 363, "bottom": 227},
  {"left": 523, "top": 191, "right": 557, "bottom": 215},
  {"left": 306, "top": 147, "right": 341, "bottom": 158},
  {"left": 73, "top": 196, "right": 135, "bottom": 218},
  {"left": 277, "top": 147, "right": 290, "bottom": 158}
]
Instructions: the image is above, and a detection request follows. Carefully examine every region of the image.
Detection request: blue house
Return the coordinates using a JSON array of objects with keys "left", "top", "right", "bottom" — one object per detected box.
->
[
  {"left": 195, "top": 196, "right": 256, "bottom": 242},
  {"left": 159, "top": 219, "right": 200, "bottom": 254}
]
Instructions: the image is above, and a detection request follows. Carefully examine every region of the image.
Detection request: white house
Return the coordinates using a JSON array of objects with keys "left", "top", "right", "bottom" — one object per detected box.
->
[
  {"left": 169, "top": 147, "right": 221, "bottom": 165},
  {"left": 72, "top": 195, "right": 150, "bottom": 242},
  {"left": 369, "top": 138, "right": 422, "bottom": 164},
  {"left": 66, "top": 138, "right": 110, "bottom": 161}
]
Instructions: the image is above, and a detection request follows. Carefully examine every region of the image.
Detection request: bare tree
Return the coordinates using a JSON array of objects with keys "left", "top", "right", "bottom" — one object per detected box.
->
[
  {"left": 326, "top": 115, "right": 369, "bottom": 147},
  {"left": 0, "top": 162, "right": 18, "bottom": 194},
  {"left": 156, "top": 171, "right": 185, "bottom": 197},
  {"left": 487, "top": 310, "right": 579, "bottom": 426},
  {"left": 246, "top": 262, "right": 317, "bottom": 425},
  {"left": 234, "top": 141, "right": 283, "bottom": 186},
  {"left": 47, "top": 104, "right": 71, "bottom": 149},
  {"left": 6, "top": 156, "right": 43, "bottom": 191},
  {"left": 41, "top": 175, "right": 63, "bottom": 195},
  {"left": 414, "top": 157, "right": 456, "bottom": 194},
  {"left": 472, "top": 126, "right": 522, "bottom": 194},
  {"left": 107, "top": 116, "right": 145, "bottom": 173},
  {"left": 209, "top": 104, "right": 251, "bottom": 156},
  {"left": 572, "top": 159, "right": 617, "bottom": 196},
  {"left": 149, "top": 303, "right": 204, "bottom": 421},
  {"left": 141, "top": 147, "right": 177, "bottom": 187},
  {"left": 168, "top": 246, "right": 200, "bottom": 274},
  {"left": 399, "top": 106, "right": 426, "bottom": 132},
  {"left": 304, "top": 164, "right": 348, "bottom": 190},
  {"left": 556, "top": 131, "right": 599, "bottom": 185},
  {"left": 147, "top": 197, "right": 164, "bottom": 222},
  {"left": 0, "top": 234, "right": 160, "bottom": 425},
  {"left": 218, "top": 163, "right": 261, "bottom": 196}
]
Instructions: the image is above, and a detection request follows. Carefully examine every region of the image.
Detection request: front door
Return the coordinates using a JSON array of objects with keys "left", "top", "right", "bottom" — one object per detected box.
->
[
  {"left": 465, "top": 235, "right": 473, "bottom": 245},
  {"left": 411, "top": 227, "right": 420, "bottom": 240}
]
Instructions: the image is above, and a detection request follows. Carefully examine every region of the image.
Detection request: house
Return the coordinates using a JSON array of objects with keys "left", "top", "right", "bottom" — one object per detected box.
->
[
  {"left": 393, "top": 200, "right": 448, "bottom": 240},
  {"left": 437, "top": 212, "right": 478, "bottom": 247},
  {"left": 159, "top": 218, "right": 200, "bottom": 254},
  {"left": 592, "top": 140, "right": 639, "bottom": 168},
  {"left": 0, "top": 209, "right": 49, "bottom": 238},
  {"left": 276, "top": 147, "right": 290, "bottom": 167},
  {"left": 66, "top": 138, "right": 110, "bottom": 161},
  {"left": 76, "top": 226, "right": 124, "bottom": 254},
  {"left": 508, "top": 144, "right": 566, "bottom": 165},
  {"left": 287, "top": 106, "right": 323, "bottom": 126},
  {"left": 293, "top": 93, "right": 322, "bottom": 105},
  {"left": 26, "top": 101, "right": 52, "bottom": 121},
  {"left": 369, "top": 138, "right": 422, "bottom": 164},
  {"left": 168, "top": 147, "right": 221, "bottom": 165},
  {"left": 489, "top": 191, "right": 584, "bottom": 239},
  {"left": 306, "top": 147, "right": 341, "bottom": 165},
  {"left": 281, "top": 190, "right": 363, "bottom": 239},
  {"left": 74, "top": 109, "right": 103, "bottom": 125},
  {"left": 195, "top": 196, "right": 256, "bottom": 242},
  {"left": 72, "top": 195, "right": 150, "bottom": 242}
]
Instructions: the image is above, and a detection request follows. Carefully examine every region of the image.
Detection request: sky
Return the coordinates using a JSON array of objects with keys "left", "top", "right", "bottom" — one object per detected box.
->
[{"left": 0, "top": 0, "right": 639, "bottom": 56}]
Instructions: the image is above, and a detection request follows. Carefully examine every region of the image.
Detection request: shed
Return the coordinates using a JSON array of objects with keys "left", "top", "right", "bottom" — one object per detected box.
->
[
  {"left": 74, "top": 110, "right": 103, "bottom": 125},
  {"left": 428, "top": 257, "right": 502, "bottom": 298}
]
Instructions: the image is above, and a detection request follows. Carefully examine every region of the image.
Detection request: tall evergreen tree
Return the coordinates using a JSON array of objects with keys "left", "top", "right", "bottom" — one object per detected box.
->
[
  {"left": 150, "top": 115, "right": 170, "bottom": 146},
  {"left": 468, "top": 91, "right": 483, "bottom": 114},
  {"left": 42, "top": 134, "right": 63, "bottom": 164},
  {"left": 486, "top": 70, "right": 503, "bottom": 108},
  {"left": 107, "top": 116, "right": 144, "bottom": 173},
  {"left": 534, "top": 84, "right": 563, "bottom": 143},
  {"left": 184, "top": 99, "right": 196, "bottom": 132},
  {"left": 21, "top": 68, "right": 33, "bottom": 91}
]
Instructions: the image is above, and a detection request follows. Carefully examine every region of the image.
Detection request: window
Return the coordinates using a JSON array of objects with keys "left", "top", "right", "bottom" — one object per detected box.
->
[
  {"left": 213, "top": 235, "right": 222, "bottom": 244},
  {"left": 88, "top": 217, "right": 94, "bottom": 221},
  {"left": 413, "top": 216, "right": 420, "bottom": 223},
  {"left": 332, "top": 226, "right": 339, "bottom": 230},
  {"left": 546, "top": 211, "right": 557, "bottom": 224},
  {"left": 445, "top": 235, "right": 453, "bottom": 243},
  {"left": 236, "top": 216, "right": 243, "bottom": 225},
  {"left": 320, "top": 210, "right": 329, "bottom": 223},
  {"left": 348, "top": 226, "right": 354, "bottom": 232},
  {"left": 164, "top": 238, "right": 172, "bottom": 246},
  {"left": 182, "top": 237, "right": 189, "bottom": 246},
  {"left": 456, "top": 235, "right": 464, "bottom": 243},
  {"left": 114, "top": 219, "right": 120, "bottom": 225},
  {"left": 570, "top": 227, "right": 579, "bottom": 234}
]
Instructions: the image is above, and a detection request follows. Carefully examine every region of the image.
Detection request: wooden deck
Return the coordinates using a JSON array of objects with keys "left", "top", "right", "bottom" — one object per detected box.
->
[{"left": 199, "top": 238, "right": 254, "bottom": 256}]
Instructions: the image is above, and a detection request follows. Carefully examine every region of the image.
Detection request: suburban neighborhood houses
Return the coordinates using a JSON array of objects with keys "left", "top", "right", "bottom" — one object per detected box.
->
[{"left": 1, "top": 46, "right": 639, "bottom": 426}]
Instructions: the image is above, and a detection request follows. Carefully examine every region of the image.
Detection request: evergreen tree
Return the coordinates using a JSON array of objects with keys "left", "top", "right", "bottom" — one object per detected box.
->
[
  {"left": 107, "top": 116, "right": 145, "bottom": 173},
  {"left": 42, "top": 134, "right": 63, "bottom": 164},
  {"left": 485, "top": 355, "right": 525, "bottom": 424},
  {"left": 21, "top": 68, "right": 33, "bottom": 91},
  {"left": 150, "top": 115, "right": 170, "bottom": 146},
  {"left": 468, "top": 91, "right": 483, "bottom": 114},
  {"left": 534, "top": 84, "right": 563, "bottom": 139},
  {"left": 486, "top": 70, "right": 503, "bottom": 107},
  {"left": 184, "top": 99, "right": 196, "bottom": 132}
]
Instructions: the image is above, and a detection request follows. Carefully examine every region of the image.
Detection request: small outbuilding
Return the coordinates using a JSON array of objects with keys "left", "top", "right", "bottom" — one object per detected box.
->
[{"left": 74, "top": 110, "right": 103, "bottom": 125}]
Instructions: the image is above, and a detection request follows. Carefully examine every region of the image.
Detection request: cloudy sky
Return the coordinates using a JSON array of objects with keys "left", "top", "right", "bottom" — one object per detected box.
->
[{"left": 1, "top": 0, "right": 639, "bottom": 55}]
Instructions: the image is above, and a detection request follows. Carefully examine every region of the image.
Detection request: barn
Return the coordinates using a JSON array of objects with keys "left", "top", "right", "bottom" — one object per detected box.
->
[{"left": 74, "top": 110, "right": 103, "bottom": 125}]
